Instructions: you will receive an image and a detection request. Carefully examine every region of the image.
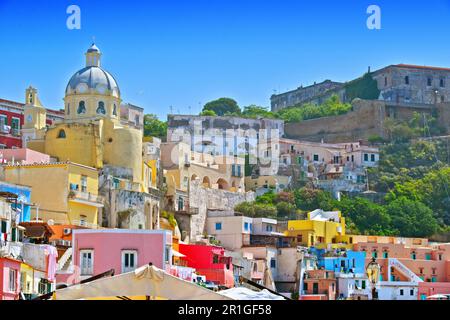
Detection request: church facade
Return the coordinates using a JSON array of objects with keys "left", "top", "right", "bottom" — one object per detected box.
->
[{"left": 21, "top": 44, "right": 160, "bottom": 229}]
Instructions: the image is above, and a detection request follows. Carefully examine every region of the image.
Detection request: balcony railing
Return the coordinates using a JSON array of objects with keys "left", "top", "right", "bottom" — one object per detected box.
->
[
  {"left": 71, "top": 220, "right": 98, "bottom": 229},
  {"left": 68, "top": 190, "right": 104, "bottom": 204}
]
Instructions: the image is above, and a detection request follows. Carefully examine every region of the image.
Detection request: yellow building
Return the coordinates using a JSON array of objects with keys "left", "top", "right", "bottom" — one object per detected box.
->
[
  {"left": 285, "top": 209, "right": 347, "bottom": 249},
  {"left": 22, "top": 44, "right": 144, "bottom": 188},
  {"left": 2, "top": 162, "right": 103, "bottom": 227}
]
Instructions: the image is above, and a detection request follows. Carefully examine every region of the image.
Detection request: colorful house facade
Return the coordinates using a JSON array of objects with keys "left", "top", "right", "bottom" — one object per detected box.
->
[
  {"left": 178, "top": 243, "right": 234, "bottom": 288},
  {"left": 68, "top": 229, "right": 173, "bottom": 285},
  {"left": 3, "top": 162, "right": 103, "bottom": 227}
]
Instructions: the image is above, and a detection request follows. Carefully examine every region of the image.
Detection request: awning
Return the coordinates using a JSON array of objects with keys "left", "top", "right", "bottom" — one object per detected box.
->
[
  {"left": 171, "top": 249, "right": 186, "bottom": 258},
  {"left": 54, "top": 265, "right": 232, "bottom": 300}
]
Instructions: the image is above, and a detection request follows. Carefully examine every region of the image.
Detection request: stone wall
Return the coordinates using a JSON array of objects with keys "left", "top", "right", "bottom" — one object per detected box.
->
[
  {"left": 285, "top": 99, "right": 450, "bottom": 143},
  {"left": 177, "top": 180, "right": 255, "bottom": 242},
  {"left": 285, "top": 99, "right": 387, "bottom": 143}
]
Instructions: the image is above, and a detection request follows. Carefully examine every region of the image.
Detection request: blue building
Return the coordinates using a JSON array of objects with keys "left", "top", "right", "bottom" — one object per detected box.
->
[
  {"left": 310, "top": 247, "right": 367, "bottom": 275},
  {"left": 0, "top": 181, "right": 32, "bottom": 222}
]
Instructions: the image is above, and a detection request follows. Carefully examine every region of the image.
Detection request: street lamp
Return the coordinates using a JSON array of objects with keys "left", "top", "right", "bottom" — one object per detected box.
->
[{"left": 366, "top": 257, "right": 380, "bottom": 300}]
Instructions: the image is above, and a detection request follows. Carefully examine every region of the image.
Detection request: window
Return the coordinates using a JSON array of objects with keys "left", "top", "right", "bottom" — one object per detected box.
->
[
  {"left": 96, "top": 101, "right": 106, "bottom": 115},
  {"left": 303, "top": 283, "right": 308, "bottom": 291},
  {"left": 427, "top": 78, "right": 432, "bottom": 86},
  {"left": 370, "top": 154, "right": 376, "bottom": 162},
  {"left": 410, "top": 289, "right": 414, "bottom": 296},
  {"left": 439, "top": 254, "right": 443, "bottom": 261},
  {"left": 113, "top": 104, "right": 117, "bottom": 116},
  {"left": 213, "top": 255, "right": 219, "bottom": 264},
  {"left": 372, "top": 251, "right": 378, "bottom": 259},
  {"left": 135, "top": 115, "right": 140, "bottom": 126},
  {"left": 215, "top": 222, "right": 222, "bottom": 231},
  {"left": 411, "top": 252, "right": 416, "bottom": 260},
  {"left": 440, "top": 78, "right": 445, "bottom": 88},
  {"left": 244, "top": 222, "right": 249, "bottom": 231},
  {"left": 81, "top": 175, "right": 88, "bottom": 192},
  {"left": 405, "top": 76, "right": 409, "bottom": 85},
  {"left": 57, "top": 129, "right": 66, "bottom": 139},
  {"left": 400, "top": 289, "right": 404, "bottom": 296},
  {"left": 364, "top": 154, "right": 369, "bottom": 162},
  {"left": 313, "top": 154, "right": 319, "bottom": 162},
  {"left": 270, "top": 258, "right": 276, "bottom": 269},
  {"left": 67, "top": 103, "right": 70, "bottom": 115},
  {"left": 121, "top": 250, "right": 138, "bottom": 273},
  {"left": 178, "top": 197, "right": 184, "bottom": 211},
  {"left": 0, "top": 114, "right": 8, "bottom": 126},
  {"left": 266, "top": 225, "right": 273, "bottom": 232},
  {"left": 8, "top": 269, "right": 17, "bottom": 292},
  {"left": 1, "top": 220, "right": 7, "bottom": 233},
  {"left": 383, "top": 251, "right": 388, "bottom": 259},
  {"left": 80, "top": 250, "right": 94, "bottom": 275},
  {"left": 77, "top": 101, "right": 86, "bottom": 114},
  {"left": 425, "top": 253, "right": 431, "bottom": 261},
  {"left": 362, "top": 280, "right": 366, "bottom": 289},
  {"left": 11, "top": 118, "right": 20, "bottom": 135}
]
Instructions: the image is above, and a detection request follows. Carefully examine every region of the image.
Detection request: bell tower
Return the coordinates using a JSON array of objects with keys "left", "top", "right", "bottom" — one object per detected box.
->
[
  {"left": 23, "top": 86, "right": 46, "bottom": 130},
  {"left": 22, "top": 86, "right": 47, "bottom": 148}
]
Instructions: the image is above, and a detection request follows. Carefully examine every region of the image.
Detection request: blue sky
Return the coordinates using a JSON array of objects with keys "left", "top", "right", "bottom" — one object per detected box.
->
[{"left": 0, "top": 0, "right": 449, "bottom": 119}]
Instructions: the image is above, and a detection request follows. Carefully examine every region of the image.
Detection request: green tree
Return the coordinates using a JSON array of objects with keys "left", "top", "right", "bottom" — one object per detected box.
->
[
  {"left": 276, "top": 202, "right": 297, "bottom": 219},
  {"left": 333, "top": 197, "right": 393, "bottom": 236},
  {"left": 386, "top": 197, "right": 439, "bottom": 238},
  {"left": 200, "top": 109, "right": 217, "bottom": 116},
  {"left": 202, "top": 98, "right": 241, "bottom": 116},
  {"left": 241, "top": 105, "right": 275, "bottom": 119},
  {"left": 293, "top": 187, "right": 334, "bottom": 211},
  {"left": 143, "top": 114, "right": 167, "bottom": 139},
  {"left": 234, "top": 201, "right": 277, "bottom": 218}
]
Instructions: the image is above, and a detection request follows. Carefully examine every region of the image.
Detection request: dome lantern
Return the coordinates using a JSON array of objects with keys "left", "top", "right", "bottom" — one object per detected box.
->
[{"left": 85, "top": 43, "right": 101, "bottom": 67}]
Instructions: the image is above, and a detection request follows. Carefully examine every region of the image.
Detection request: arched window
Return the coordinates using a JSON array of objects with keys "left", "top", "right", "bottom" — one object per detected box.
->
[
  {"left": 113, "top": 104, "right": 117, "bottom": 116},
  {"left": 96, "top": 101, "right": 106, "bottom": 114},
  {"left": 77, "top": 101, "right": 86, "bottom": 114},
  {"left": 67, "top": 103, "right": 70, "bottom": 115},
  {"left": 57, "top": 129, "right": 66, "bottom": 139}
]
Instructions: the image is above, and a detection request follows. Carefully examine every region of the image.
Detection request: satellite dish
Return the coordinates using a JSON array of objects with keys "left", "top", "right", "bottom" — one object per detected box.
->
[{"left": 47, "top": 219, "right": 55, "bottom": 226}]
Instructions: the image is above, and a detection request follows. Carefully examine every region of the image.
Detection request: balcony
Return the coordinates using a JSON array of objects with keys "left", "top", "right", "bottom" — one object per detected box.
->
[
  {"left": 68, "top": 190, "right": 104, "bottom": 207},
  {"left": 71, "top": 219, "right": 98, "bottom": 229}
]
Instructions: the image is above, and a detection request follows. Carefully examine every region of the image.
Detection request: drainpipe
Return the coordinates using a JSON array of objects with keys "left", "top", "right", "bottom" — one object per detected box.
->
[{"left": 35, "top": 206, "right": 39, "bottom": 222}]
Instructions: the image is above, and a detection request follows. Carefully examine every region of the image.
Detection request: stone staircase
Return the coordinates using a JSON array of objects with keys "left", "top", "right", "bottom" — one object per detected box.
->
[
  {"left": 57, "top": 247, "right": 73, "bottom": 271},
  {"left": 388, "top": 258, "right": 423, "bottom": 283}
]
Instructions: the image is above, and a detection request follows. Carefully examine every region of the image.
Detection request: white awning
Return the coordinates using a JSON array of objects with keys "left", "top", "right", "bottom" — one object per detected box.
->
[
  {"left": 54, "top": 265, "right": 231, "bottom": 300},
  {"left": 172, "top": 249, "right": 186, "bottom": 258}
]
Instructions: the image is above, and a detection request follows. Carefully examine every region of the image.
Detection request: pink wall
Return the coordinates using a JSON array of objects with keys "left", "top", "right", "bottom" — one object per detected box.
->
[
  {"left": 71, "top": 230, "right": 171, "bottom": 284},
  {"left": 355, "top": 242, "right": 450, "bottom": 282},
  {"left": 0, "top": 148, "right": 50, "bottom": 165},
  {"left": 0, "top": 257, "right": 21, "bottom": 300},
  {"left": 418, "top": 282, "right": 450, "bottom": 299}
]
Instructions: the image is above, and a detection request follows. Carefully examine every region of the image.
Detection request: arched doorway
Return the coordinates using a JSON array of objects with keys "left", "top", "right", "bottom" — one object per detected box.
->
[
  {"left": 217, "top": 178, "right": 229, "bottom": 191},
  {"left": 202, "top": 176, "right": 211, "bottom": 188}
]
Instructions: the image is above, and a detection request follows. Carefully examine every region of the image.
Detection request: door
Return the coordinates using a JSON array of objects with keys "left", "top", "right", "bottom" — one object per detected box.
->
[{"left": 313, "top": 283, "right": 319, "bottom": 294}]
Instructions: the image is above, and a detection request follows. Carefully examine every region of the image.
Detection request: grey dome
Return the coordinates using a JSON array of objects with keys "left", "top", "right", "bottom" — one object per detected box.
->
[{"left": 65, "top": 66, "right": 120, "bottom": 96}]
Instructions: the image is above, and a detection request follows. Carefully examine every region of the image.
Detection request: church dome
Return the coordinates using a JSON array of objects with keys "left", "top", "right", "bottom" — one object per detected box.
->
[{"left": 65, "top": 44, "right": 120, "bottom": 98}]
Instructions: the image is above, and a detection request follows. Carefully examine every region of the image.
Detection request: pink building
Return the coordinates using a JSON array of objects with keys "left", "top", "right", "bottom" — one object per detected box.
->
[
  {"left": 0, "top": 257, "right": 21, "bottom": 300},
  {"left": 418, "top": 282, "right": 450, "bottom": 300},
  {"left": 67, "top": 229, "right": 173, "bottom": 285},
  {"left": 354, "top": 242, "right": 450, "bottom": 283},
  {"left": 0, "top": 148, "right": 50, "bottom": 165}
]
